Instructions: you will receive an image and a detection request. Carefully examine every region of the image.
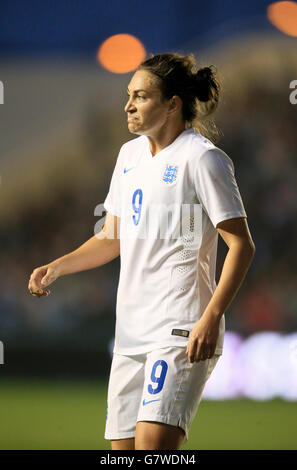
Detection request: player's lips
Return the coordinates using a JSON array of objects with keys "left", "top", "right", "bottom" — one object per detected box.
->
[{"left": 127, "top": 116, "right": 138, "bottom": 121}]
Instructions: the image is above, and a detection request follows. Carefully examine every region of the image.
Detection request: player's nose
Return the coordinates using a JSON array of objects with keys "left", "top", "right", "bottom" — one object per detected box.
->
[{"left": 124, "top": 97, "right": 136, "bottom": 113}]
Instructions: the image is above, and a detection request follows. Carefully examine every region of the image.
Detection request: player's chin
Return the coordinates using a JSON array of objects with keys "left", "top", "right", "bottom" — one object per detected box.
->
[{"left": 127, "top": 121, "right": 142, "bottom": 133}]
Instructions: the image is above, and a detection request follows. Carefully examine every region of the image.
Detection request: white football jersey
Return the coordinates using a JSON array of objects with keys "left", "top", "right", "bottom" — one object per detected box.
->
[{"left": 103, "top": 127, "right": 247, "bottom": 355}]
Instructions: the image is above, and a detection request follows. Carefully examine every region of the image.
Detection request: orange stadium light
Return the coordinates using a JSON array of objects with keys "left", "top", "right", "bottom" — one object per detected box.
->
[
  {"left": 97, "top": 34, "right": 147, "bottom": 73},
  {"left": 267, "top": 1, "right": 297, "bottom": 37}
]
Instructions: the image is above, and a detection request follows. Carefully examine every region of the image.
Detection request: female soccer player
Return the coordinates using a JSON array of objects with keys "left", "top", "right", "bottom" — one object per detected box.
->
[{"left": 28, "top": 52, "right": 255, "bottom": 450}]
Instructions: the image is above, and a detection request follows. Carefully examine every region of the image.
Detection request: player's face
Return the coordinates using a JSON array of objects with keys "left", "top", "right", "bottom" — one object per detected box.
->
[{"left": 125, "top": 70, "right": 171, "bottom": 135}]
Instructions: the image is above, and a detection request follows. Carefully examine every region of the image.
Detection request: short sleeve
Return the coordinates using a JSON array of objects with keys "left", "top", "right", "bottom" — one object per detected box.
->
[
  {"left": 191, "top": 148, "right": 247, "bottom": 228},
  {"left": 103, "top": 146, "right": 124, "bottom": 217}
]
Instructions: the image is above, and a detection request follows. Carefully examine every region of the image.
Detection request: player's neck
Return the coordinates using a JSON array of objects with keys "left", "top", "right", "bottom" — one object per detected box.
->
[{"left": 146, "top": 123, "right": 186, "bottom": 157}]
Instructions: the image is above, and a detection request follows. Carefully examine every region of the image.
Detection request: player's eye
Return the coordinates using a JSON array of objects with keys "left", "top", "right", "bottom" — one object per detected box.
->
[{"left": 126, "top": 92, "right": 146, "bottom": 101}]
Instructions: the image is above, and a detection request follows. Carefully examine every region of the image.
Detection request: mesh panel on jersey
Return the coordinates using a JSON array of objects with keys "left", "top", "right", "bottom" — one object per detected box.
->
[{"left": 174, "top": 214, "right": 197, "bottom": 289}]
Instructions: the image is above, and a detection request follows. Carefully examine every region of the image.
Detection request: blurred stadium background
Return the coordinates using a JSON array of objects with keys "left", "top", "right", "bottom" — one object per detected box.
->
[{"left": 0, "top": 0, "right": 297, "bottom": 450}]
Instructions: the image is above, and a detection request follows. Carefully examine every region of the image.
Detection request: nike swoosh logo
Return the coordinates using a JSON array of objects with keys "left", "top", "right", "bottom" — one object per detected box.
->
[
  {"left": 142, "top": 398, "right": 160, "bottom": 406},
  {"left": 124, "top": 167, "right": 135, "bottom": 174}
]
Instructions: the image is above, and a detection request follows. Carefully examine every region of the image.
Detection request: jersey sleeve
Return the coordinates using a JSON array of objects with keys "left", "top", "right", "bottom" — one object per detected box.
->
[
  {"left": 103, "top": 146, "right": 125, "bottom": 217},
  {"left": 191, "top": 148, "right": 247, "bottom": 228}
]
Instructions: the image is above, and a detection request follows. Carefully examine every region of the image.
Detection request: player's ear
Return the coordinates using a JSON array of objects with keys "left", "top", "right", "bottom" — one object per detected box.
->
[{"left": 168, "top": 95, "right": 182, "bottom": 114}]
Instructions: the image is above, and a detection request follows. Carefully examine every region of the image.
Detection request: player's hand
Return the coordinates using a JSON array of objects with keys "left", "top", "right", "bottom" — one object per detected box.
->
[
  {"left": 28, "top": 262, "right": 61, "bottom": 298},
  {"left": 186, "top": 311, "right": 221, "bottom": 363}
]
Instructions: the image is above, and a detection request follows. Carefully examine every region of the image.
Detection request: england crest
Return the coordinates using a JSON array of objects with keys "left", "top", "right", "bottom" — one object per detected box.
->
[{"left": 162, "top": 164, "right": 179, "bottom": 184}]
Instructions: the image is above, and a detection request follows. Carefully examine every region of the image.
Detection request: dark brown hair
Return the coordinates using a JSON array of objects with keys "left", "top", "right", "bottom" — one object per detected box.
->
[{"left": 137, "top": 52, "right": 222, "bottom": 143}]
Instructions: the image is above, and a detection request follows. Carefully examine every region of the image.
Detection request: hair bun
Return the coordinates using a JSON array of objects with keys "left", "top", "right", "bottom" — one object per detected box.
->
[
  {"left": 197, "top": 67, "right": 212, "bottom": 81},
  {"left": 194, "top": 67, "right": 213, "bottom": 102}
]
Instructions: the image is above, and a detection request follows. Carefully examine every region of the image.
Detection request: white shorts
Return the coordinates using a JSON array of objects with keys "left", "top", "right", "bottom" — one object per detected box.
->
[{"left": 104, "top": 346, "right": 220, "bottom": 445}]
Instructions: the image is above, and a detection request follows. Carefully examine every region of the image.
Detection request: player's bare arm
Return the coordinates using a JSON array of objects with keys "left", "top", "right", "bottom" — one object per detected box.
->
[
  {"left": 28, "top": 212, "right": 120, "bottom": 298},
  {"left": 186, "top": 217, "right": 255, "bottom": 363}
]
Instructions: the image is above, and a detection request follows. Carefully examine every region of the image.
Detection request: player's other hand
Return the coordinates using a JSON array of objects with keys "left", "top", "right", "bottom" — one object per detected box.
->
[
  {"left": 28, "top": 262, "right": 61, "bottom": 298},
  {"left": 186, "top": 311, "right": 221, "bottom": 363}
]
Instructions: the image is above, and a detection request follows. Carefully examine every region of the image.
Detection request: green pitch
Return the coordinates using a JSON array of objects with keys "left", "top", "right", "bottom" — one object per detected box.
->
[{"left": 0, "top": 378, "right": 296, "bottom": 450}]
